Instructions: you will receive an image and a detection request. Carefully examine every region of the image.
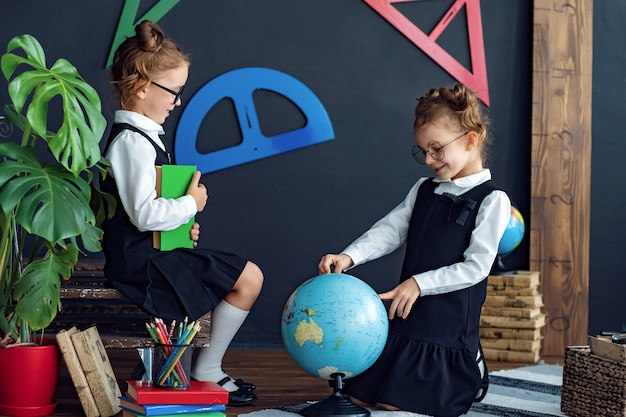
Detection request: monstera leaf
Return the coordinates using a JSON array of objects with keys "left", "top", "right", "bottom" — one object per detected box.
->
[
  {"left": 0, "top": 34, "right": 106, "bottom": 175},
  {"left": 0, "top": 143, "right": 94, "bottom": 245},
  {"left": 13, "top": 246, "right": 78, "bottom": 331}
]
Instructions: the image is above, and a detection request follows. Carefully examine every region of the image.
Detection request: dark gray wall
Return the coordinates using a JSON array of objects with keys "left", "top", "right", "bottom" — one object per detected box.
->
[
  {"left": 2, "top": 1, "right": 577, "bottom": 349},
  {"left": 590, "top": 3, "right": 626, "bottom": 336}
]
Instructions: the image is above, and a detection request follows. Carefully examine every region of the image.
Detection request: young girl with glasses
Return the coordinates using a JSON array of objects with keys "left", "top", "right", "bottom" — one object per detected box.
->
[
  {"left": 318, "top": 83, "right": 511, "bottom": 417},
  {"left": 101, "top": 20, "right": 262, "bottom": 406}
]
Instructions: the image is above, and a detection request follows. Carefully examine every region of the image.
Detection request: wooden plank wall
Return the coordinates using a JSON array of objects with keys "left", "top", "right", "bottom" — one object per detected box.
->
[{"left": 530, "top": 0, "right": 592, "bottom": 356}]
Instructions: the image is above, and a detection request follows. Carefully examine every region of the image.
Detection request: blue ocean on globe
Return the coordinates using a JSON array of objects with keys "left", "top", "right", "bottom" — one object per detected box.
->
[
  {"left": 281, "top": 273, "right": 388, "bottom": 380},
  {"left": 498, "top": 206, "right": 525, "bottom": 256}
]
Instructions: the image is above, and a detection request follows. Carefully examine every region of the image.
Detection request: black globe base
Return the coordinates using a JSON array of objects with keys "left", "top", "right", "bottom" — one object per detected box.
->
[
  {"left": 300, "top": 392, "right": 370, "bottom": 417},
  {"left": 490, "top": 255, "right": 517, "bottom": 276},
  {"left": 301, "top": 373, "right": 370, "bottom": 417}
]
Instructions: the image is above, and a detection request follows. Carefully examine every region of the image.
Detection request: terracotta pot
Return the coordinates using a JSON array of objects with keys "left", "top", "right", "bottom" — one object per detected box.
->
[{"left": 0, "top": 342, "right": 60, "bottom": 413}]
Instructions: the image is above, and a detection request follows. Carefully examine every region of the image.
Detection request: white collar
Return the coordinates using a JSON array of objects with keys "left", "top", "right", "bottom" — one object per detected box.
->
[
  {"left": 432, "top": 169, "right": 491, "bottom": 187},
  {"left": 114, "top": 110, "right": 165, "bottom": 136}
]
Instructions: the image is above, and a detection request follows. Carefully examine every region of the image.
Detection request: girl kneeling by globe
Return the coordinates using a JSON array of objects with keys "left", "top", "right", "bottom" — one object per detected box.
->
[{"left": 318, "top": 83, "right": 510, "bottom": 417}]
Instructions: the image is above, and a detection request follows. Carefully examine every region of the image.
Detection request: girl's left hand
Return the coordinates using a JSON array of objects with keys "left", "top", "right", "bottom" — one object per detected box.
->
[
  {"left": 379, "top": 278, "right": 421, "bottom": 320},
  {"left": 190, "top": 222, "right": 200, "bottom": 247}
]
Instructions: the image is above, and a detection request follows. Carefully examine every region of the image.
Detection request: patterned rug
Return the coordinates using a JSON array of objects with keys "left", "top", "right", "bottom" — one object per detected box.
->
[{"left": 238, "top": 363, "right": 566, "bottom": 417}]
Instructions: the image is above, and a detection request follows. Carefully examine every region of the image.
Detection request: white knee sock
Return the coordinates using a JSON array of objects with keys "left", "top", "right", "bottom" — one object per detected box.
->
[{"left": 191, "top": 300, "right": 249, "bottom": 392}]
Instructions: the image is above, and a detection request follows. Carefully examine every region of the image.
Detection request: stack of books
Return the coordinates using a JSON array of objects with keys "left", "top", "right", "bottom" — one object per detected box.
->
[
  {"left": 479, "top": 270, "right": 546, "bottom": 363},
  {"left": 120, "top": 380, "right": 229, "bottom": 417}
]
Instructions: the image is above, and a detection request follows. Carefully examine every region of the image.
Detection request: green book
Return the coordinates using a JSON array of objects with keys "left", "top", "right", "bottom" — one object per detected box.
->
[{"left": 153, "top": 165, "right": 197, "bottom": 251}]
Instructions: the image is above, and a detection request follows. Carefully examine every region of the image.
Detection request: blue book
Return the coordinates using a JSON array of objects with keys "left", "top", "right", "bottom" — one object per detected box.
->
[{"left": 119, "top": 395, "right": 226, "bottom": 416}]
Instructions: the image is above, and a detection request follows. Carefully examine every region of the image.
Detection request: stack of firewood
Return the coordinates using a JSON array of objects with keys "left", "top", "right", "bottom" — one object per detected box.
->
[{"left": 479, "top": 271, "right": 545, "bottom": 363}]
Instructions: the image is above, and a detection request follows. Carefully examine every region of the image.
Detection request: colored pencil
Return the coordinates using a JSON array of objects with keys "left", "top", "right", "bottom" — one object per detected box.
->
[
  {"left": 156, "top": 322, "right": 200, "bottom": 385},
  {"left": 147, "top": 320, "right": 188, "bottom": 386}
]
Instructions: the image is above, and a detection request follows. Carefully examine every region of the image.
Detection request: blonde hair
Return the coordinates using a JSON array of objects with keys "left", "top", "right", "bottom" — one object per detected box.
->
[
  {"left": 110, "top": 20, "right": 190, "bottom": 108},
  {"left": 413, "top": 83, "right": 491, "bottom": 165}
]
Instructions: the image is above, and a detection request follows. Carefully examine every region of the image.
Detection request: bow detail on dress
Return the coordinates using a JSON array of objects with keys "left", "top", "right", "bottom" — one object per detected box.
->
[{"left": 440, "top": 192, "right": 477, "bottom": 226}]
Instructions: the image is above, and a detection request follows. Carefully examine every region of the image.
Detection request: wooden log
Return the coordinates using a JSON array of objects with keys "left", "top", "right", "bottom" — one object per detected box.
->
[
  {"left": 480, "top": 327, "right": 543, "bottom": 341},
  {"left": 486, "top": 287, "right": 539, "bottom": 296},
  {"left": 483, "top": 294, "right": 544, "bottom": 308},
  {"left": 483, "top": 347, "right": 540, "bottom": 363},
  {"left": 481, "top": 306, "right": 542, "bottom": 319},
  {"left": 60, "top": 285, "right": 127, "bottom": 300},
  {"left": 481, "top": 338, "right": 542, "bottom": 352},
  {"left": 487, "top": 271, "right": 540, "bottom": 288},
  {"left": 480, "top": 314, "right": 546, "bottom": 329}
]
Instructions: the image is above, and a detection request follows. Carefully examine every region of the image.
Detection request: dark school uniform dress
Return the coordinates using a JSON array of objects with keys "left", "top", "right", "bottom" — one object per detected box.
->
[
  {"left": 100, "top": 123, "right": 247, "bottom": 322},
  {"left": 343, "top": 178, "right": 497, "bottom": 417}
]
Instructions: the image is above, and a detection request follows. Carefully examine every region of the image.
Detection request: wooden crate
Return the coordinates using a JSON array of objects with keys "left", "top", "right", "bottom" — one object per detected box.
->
[{"left": 52, "top": 260, "right": 211, "bottom": 349}]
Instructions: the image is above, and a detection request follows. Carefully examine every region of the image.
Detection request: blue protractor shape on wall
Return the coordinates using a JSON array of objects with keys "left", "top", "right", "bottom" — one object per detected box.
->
[{"left": 175, "top": 67, "right": 335, "bottom": 173}]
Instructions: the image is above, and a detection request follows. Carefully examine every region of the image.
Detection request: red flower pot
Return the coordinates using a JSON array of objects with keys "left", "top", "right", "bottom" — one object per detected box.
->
[{"left": 0, "top": 342, "right": 60, "bottom": 416}]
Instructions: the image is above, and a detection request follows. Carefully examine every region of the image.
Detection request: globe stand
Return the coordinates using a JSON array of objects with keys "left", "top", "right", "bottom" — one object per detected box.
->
[
  {"left": 490, "top": 254, "right": 517, "bottom": 275},
  {"left": 300, "top": 373, "right": 370, "bottom": 417}
]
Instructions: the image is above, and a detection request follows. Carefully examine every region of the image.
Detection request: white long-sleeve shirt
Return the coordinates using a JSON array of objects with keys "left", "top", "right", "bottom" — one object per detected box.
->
[
  {"left": 342, "top": 169, "right": 511, "bottom": 296},
  {"left": 104, "top": 110, "right": 197, "bottom": 232}
]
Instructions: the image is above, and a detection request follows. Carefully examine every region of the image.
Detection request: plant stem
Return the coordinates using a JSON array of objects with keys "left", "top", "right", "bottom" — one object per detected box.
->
[{"left": 20, "top": 121, "right": 31, "bottom": 148}]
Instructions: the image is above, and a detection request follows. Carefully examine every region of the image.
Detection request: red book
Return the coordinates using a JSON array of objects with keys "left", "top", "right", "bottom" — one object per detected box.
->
[{"left": 126, "top": 380, "right": 228, "bottom": 405}]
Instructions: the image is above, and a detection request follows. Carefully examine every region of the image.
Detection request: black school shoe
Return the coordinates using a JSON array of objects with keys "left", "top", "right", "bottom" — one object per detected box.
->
[{"left": 217, "top": 377, "right": 257, "bottom": 406}]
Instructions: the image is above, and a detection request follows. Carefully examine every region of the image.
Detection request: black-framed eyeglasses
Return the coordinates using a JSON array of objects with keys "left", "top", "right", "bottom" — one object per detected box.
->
[
  {"left": 412, "top": 131, "right": 469, "bottom": 165},
  {"left": 151, "top": 81, "right": 185, "bottom": 104}
]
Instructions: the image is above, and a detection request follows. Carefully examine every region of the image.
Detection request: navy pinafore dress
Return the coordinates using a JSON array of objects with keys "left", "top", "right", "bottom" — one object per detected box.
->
[
  {"left": 343, "top": 179, "right": 497, "bottom": 417},
  {"left": 100, "top": 123, "right": 248, "bottom": 322}
]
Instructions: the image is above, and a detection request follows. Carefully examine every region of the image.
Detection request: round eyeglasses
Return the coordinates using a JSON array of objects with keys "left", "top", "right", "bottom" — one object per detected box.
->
[
  {"left": 412, "top": 131, "right": 469, "bottom": 165},
  {"left": 151, "top": 81, "right": 185, "bottom": 104}
]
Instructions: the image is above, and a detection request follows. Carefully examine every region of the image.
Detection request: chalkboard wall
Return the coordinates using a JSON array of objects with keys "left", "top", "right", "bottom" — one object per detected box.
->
[{"left": 0, "top": 1, "right": 619, "bottom": 348}]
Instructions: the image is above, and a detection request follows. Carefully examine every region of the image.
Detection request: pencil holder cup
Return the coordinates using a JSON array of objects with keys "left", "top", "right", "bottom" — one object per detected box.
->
[{"left": 152, "top": 342, "right": 192, "bottom": 389}]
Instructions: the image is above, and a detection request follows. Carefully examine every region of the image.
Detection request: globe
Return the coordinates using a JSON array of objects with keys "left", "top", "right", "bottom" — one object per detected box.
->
[
  {"left": 491, "top": 205, "right": 525, "bottom": 275},
  {"left": 498, "top": 205, "right": 525, "bottom": 256},
  {"left": 281, "top": 273, "right": 388, "bottom": 381}
]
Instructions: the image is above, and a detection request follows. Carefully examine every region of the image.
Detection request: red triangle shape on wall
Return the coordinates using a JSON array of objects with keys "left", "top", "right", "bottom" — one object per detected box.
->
[{"left": 364, "top": 0, "right": 490, "bottom": 106}]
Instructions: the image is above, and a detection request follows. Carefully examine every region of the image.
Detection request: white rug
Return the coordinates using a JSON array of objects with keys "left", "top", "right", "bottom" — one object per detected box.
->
[{"left": 239, "top": 363, "right": 565, "bottom": 417}]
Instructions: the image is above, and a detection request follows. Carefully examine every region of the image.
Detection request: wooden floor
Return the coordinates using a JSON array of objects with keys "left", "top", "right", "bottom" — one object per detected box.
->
[{"left": 51, "top": 349, "right": 564, "bottom": 417}]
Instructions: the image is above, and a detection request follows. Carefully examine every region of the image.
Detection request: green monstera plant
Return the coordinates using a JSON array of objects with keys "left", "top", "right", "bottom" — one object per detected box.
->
[{"left": 0, "top": 34, "right": 114, "bottom": 345}]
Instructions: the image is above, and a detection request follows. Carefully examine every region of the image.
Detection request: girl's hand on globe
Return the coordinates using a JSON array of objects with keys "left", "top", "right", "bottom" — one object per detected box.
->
[
  {"left": 318, "top": 254, "right": 354, "bottom": 274},
  {"left": 379, "top": 279, "right": 421, "bottom": 320}
]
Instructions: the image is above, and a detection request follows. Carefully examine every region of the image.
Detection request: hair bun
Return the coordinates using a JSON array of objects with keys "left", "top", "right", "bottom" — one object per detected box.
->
[{"left": 136, "top": 20, "right": 164, "bottom": 53}]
